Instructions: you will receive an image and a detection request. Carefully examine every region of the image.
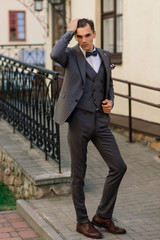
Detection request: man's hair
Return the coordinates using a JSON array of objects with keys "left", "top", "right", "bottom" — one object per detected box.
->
[{"left": 77, "top": 18, "right": 95, "bottom": 32}]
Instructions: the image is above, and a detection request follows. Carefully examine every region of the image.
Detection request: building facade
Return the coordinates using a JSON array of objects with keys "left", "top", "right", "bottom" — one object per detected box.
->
[
  {"left": 1, "top": 0, "right": 159, "bottom": 124},
  {"left": 47, "top": 0, "right": 160, "bottom": 124},
  {"left": 0, "top": 0, "right": 47, "bottom": 66}
]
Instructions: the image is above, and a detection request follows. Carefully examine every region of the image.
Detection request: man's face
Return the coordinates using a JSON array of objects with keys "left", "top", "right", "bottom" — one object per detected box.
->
[{"left": 74, "top": 23, "right": 96, "bottom": 52}]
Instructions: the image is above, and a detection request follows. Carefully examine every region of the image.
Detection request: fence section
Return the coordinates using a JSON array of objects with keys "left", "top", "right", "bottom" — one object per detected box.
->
[{"left": 0, "top": 54, "right": 61, "bottom": 172}]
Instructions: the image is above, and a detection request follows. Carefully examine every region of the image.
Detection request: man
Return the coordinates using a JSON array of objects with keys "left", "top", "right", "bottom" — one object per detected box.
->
[{"left": 50, "top": 18, "right": 127, "bottom": 239}]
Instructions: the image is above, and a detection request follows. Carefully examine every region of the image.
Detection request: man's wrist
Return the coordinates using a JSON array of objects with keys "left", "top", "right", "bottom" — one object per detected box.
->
[{"left": 109, "top": 100, "right": 113, "bottom": 109}]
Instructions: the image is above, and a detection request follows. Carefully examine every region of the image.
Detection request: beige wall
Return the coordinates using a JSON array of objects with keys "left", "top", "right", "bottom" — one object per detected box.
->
[
  {"left": 0, "top": 0, "right": 46, "bottom": 44},
  {"left": 45, "top": 4, "right": 53, "bottom": 70},
  {"left": 112, "top": 0, "right": 160, "bottom": 123},
  {"left": 67, "top": 0, "right": 97, "bottom": 47}
]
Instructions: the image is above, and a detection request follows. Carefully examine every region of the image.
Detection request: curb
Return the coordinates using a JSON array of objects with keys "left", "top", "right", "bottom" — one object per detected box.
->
[{"left": 17, "top": 199, "right": 64, "bottom": 240}]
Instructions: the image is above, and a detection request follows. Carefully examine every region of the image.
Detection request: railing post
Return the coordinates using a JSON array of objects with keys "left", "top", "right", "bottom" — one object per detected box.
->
[
  {"left": 56, "top": 73, "right": 61, "bottom": 173},
  {"left": 128, "top": 83, "right": 133, "bottom": 142}
]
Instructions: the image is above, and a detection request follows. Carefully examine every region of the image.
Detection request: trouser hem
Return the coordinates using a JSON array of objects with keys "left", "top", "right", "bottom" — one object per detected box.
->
[{"left": 77, "top": 218, "right": 90, "bottom": 224}]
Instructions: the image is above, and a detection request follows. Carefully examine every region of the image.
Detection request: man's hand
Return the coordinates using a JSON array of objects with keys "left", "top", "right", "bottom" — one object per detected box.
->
[
  {"left": 68, "top": 19, "right": 81, "bottom": 32},
  {"left": 101, "top": 99, "right": 113, "bottom": 114}
]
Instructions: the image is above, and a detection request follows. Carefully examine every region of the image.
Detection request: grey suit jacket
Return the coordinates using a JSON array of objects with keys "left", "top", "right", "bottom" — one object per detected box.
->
[{"left": 50, "top": 31, "right": 114, "bottom": 125}]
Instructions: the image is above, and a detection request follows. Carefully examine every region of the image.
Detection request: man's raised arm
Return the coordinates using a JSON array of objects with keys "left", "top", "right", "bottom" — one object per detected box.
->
[{"left": 50, "top": 19, "right": 80, "bottom": 67}]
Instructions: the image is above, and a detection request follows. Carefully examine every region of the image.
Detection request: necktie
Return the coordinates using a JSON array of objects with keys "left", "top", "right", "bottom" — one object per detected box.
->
[{"left": 86, "top": 50, "right": 97, "bottom": 58}]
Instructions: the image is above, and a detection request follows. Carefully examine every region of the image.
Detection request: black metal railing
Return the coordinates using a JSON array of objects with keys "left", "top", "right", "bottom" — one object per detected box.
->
[
  {"left": 113, "top": 78, "right": 160, "bottom": 142},
  {"left": 0, "top": 54, "right": 61, "bottom": 172},
  {"left": 0, "top": 44, "right": 45, "bottom": 67}
]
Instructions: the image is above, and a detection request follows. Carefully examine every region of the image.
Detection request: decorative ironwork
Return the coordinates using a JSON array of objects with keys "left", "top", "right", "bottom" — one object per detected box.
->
[
  {"left": 16, "top": 0, "right": 71, "bottom": 37},
  {"left": 17, "top": 0, "right": 49, "bottom": 36},
  {"left": 0, "top": 44, "right": 45, "bottom": 67},
  {"left": 0, "top": 54, "right": 61, "bottom": 172}
]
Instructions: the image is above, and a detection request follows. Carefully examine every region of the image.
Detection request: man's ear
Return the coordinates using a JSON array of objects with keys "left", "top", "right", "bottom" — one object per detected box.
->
[{"left": 93, "top": 31, "right": 96, "bottom": 38}]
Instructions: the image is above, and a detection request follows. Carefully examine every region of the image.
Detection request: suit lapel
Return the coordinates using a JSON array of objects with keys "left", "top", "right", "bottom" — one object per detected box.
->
[
  {"left": 96, "top": 48, "right": 110, "bottom": 74},
  {"left": 73, "top": 45, "right": 86, "bottom": 85},
  {"left": 96, "top": 48, "right": 110, "bottom": 98}
]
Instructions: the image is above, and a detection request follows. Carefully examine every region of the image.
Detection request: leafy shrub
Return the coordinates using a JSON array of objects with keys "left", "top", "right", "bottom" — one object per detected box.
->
[{"left": 0, "top": 181, "right": 16, "bottom": 210}]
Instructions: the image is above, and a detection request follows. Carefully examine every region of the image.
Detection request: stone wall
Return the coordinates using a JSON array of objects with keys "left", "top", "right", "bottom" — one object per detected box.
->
[
  {"left": 0, "top": 148, "right": 70, "bottom": 199},
  {"left": 111, "top": 127, "right": 160, "bottom": 153}
]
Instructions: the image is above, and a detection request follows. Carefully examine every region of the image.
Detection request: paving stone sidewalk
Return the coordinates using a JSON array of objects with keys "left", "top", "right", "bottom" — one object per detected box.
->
[
  {"left": 24, "top": 124, "right": 160, "bottom": 240},
  {"left": 1, "top": 121, "right": 160, "bottom": 240},
  {"left": 0, "top": 211, "right": 41, "bottom": 240}
]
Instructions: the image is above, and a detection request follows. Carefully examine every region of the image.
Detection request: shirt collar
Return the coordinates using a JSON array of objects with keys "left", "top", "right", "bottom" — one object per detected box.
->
[{"left": 79, "top": 46, "right": 96, "bottom": 58}]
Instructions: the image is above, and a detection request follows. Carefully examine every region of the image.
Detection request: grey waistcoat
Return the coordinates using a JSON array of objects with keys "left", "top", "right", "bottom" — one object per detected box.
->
[{"left": 76, "top": 61, "right": 106, "bottom": 113}]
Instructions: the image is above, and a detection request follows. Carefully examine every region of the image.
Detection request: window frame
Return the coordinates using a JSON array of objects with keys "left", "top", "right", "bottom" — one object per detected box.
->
[
  {"left": 9, "top": 10, "right": 26, "bottom": 41},
  {"left": 101, "top": 0, "right": 122, "bottom": 64}
]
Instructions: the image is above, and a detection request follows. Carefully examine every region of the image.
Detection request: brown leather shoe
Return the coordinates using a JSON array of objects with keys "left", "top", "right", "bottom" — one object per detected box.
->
[
  {"left": 76, "top": 221, "right": 103, "bottom": 239},
  {"left": 92, "top": 214, "right": 126, "bottom": 234}
]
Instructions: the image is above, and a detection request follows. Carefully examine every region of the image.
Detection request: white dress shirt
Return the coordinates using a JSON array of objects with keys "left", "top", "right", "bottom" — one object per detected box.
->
[{"left": 80, "top": 46, "right": 102, "bottom": 73}]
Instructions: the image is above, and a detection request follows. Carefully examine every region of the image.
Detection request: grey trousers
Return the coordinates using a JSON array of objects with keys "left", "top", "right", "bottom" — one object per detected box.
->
[{"left": 68, "top": 108, "right": 127, "bottom": 224}]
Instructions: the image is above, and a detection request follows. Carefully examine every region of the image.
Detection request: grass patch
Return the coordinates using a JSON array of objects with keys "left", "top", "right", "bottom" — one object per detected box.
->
[{"left": 0, "top": 181, "right": 17, "bottom": 211}]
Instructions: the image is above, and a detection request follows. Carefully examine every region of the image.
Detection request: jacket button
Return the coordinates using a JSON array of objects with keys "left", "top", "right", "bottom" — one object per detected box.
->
[{"left": 75, "top": 99, "right": 78, "bottom": 102}]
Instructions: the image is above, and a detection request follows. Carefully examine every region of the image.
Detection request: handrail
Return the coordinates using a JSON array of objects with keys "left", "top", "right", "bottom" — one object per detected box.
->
[
  {"left": 0, "top": 55, "right": 55, "bottom": 76},
  {"left": 113, "top": 78, "right": 160, "bottom": 142},
  {"left": 0, "top": 44, "right": 45, "bottom": 47},
  {"left": 113, "top": 78, "right": 160, "bottom": 91},
  {"left": 114, "top": 93, "right": 160, "bottom": 108},
  {"left": 0, "top": 54, "right": 61, "bottom": 173}
]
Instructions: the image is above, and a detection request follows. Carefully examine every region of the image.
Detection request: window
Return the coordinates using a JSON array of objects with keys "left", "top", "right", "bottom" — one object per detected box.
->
[
  {"left": 101, "top": 0, "right": 123, "bottom": 64},
  {"left": 9, "top": 11, "right": 26, "bottom": 41},
  {"left": 52, "top": 2, "right": 66, "bottom": 76},
  {"left": 52, "top": 3, "right": 66, "bottom": 43}
]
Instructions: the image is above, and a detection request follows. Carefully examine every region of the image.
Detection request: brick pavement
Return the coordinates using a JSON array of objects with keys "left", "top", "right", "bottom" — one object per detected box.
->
[
  {"left": 21, "top": 124, "right": 160, "bottom": 240},
  {"left": 0, "top": 211, "right": 41, "bottom": 240}
]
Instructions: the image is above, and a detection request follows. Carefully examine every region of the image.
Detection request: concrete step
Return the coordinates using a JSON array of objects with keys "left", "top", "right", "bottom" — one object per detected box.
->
[
  {"left": 0, "top": 119, "right": 71, "bottom": 199},
  {"left": 17, "top": 199, "right": 63, "bottom": 240}
]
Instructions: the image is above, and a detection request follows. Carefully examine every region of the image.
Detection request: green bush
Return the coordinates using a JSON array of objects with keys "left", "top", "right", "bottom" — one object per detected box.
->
[{"left": 0, "top": 181, "right": 17, "bottom": 211}]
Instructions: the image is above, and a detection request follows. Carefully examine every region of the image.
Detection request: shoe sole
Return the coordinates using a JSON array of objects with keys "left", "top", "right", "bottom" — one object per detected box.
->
[
  {"left": 77, "top": 229, "right": 103, "bottom": 239},
  {"left": 92, "top": 221, "right": 126, "bottom": 234}
]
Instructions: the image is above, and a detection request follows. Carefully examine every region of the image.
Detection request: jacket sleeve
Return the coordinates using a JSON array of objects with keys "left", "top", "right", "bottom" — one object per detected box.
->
[{"left": 50, "top": 31, "right": 75, "bottom": 68}]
